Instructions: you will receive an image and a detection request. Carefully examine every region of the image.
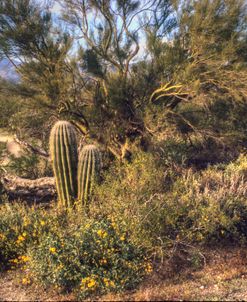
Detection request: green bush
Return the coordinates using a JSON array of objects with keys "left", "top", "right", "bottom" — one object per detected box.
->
[
  {"left": 93, "top": 153, "right": 247, "bottom": 251},
  {"left": 0, "top": 202, "right": 67, "bottom": 271},
  {"left": 92, "top": 151, "right": 166, "bottom": 247},
  {"left": 6, "top": 151, "right": 52, "bottom": 179},
  {"left": 28, "top": 217, "right": 151, "bottom": 298},
  {"left": 140, "top": 154, "right": 247, "bottom": 247},
  {"left": 0, "top": 202, "right": 151, "bottom": 298}
]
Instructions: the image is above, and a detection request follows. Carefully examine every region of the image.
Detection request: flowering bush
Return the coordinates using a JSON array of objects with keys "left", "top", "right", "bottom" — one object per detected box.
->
[
  {"left": 0, "top": 202, "right": 67, "bottom": 271},
  {"left": 28, "top": 217, "right": 151, "bottom": 298}
]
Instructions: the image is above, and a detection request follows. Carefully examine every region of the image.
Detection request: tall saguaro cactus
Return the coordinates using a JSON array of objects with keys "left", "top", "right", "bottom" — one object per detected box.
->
[
  {"left": 78, "top": 145, "right": 101, "bottom": 205},
  {"left": 49, "top": 121, "right": 78, "bottom": 207}
]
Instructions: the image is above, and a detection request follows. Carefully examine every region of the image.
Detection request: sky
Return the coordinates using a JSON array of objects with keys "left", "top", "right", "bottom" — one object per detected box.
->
[
  {"left": 41, "top": 0, "right": 147, "bottom": 59},
  {"left": 50, "top": 1, "right": 62, "bottom": 14}
]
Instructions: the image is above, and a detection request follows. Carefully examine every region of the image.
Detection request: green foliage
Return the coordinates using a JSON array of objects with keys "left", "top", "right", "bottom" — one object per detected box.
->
[
  {"left": 156, "top": 155, "right": 247, "bottom": 245},
  {"left": 0, "top": 88, "right": 19, "bottom": 128},
  {"left": 0, "top": 202, "right": 67, "bottom": 271},
  {"left": 29, "top": 217, "right": 150, "bottom": 298},
  {"left": 0, "top": 203, "right": 151, "bottom": 297},
  {"left": 93, "top": 153, "right": 247, "bottom": 250},
  {"left": 6, "top": 152, "right": 51, "bottom": 179},
  {"left": 92, "top": 151, "right": 166, "bottom": 248},
  {"left": 0, "top": 0, "right": 75, "bottom": 142},
  {"left": 0, "top": 0, "right": 247, "bottom": 160},
  {"left": 77, "top": 145, "right": 101, "bottom": 206},
  {"left": 49, "top": 121, "right": 78, "bottom": 208}
]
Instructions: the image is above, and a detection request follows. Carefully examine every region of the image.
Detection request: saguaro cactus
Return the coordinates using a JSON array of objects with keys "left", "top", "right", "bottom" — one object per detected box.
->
[
  {"left": 78, "top": 144, "right": 101, "bottom": 205},
  {"left": 49, "top": 121, "right": 78, "bottom": 207}
]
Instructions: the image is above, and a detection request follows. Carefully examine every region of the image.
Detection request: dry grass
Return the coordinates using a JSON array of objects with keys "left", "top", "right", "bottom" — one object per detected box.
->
[
  {"left": 0, "top": 271, "right": 74, "bottom": 301},
  {"left": 103, "top": 247, "right": 247, "bottom": 301}
]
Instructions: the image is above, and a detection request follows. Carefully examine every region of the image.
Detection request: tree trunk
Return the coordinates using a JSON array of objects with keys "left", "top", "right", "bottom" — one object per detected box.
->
[{"left": 1, "top": 174, "right": 56, "bottom": 202}]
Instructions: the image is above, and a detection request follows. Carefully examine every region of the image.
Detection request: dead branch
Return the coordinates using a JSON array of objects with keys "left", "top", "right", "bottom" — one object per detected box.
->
[{"left": 13, "top": 137, "right": 49, "bottom": 158}]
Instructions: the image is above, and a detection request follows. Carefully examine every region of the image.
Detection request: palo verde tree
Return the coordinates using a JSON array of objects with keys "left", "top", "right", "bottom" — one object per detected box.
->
[
  {"left": 1, "top": 0, "right": 246, "bottom": 163},
  {"left": 60, "top": 0, "right": 176, "bottom": 159},
  {"left": 143, "top": 0, "right": 247, "bottom": 159},
  {"left": 0, "top": 0, "right": 177, "bottom": 160},
  {"left": 0, "top": 0, "right": 87, "bottom": 143}
]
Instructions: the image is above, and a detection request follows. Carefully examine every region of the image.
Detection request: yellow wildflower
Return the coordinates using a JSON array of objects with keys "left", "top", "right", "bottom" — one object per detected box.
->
[
  {"left": 23, "top": 217, "right": 31, "bottom": 227},
  {"left": 87, "top": 279, "right": 96, "bottom": 288},
  {"left": 22, "top": 277, "right": 31, "bottom": 285},
  {"left": 16, "top": 235, "right": 25, "bottom": 244},
  {"left": 145, "top": 262, "right": 153, "bottom": 273},
  {"left": 0, "top": 233, "right": 5, "bottom": 240},
  {"left": 110, "top": 280, "right": 115, "bottom": 287},
  {"left": 111, "top": 222, "right": 116, "bottom": 229},
  {"left": 9, "top": 258, "right": 18, "bottom": 264},
  {"left": 120, "top": 236, "right": 125, "bottom": 241},
  {"left": 103, "top": 278, "right": 115, "bottom": 288},
  {"left": 99, "top": 258, "right": 107, "bottom": 265},
  {"left": 81, "top": 277, "right": 90, "bottom": 284},
  {"left": 40, "top": 220, "right": 45, "bottom": 226},
  {"left": 49, "top": 247, "right": 56, "bottom": 254},
  {"left": 19, "top": 255, "right": 30, "bottom": 263},
  {"left": 81, "top": 277, "right": 97, "bottom": 289},
  {"left": 103, "top": 278, "right": 109, "bottom": 287},
  {"left": 17, "top": 235, "right": 25, "bottom": 242},
  {"left": 97, "top": 229, "right": 107, "bottom": 238}
]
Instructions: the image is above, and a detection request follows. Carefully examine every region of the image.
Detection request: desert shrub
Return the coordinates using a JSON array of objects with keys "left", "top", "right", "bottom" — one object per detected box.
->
[
  {"left": 6, "top": 151, "right": 52, "bottom": 179},
  {"left": 5, "top": 144, "right": 52, "bottom": 179},
  {"left": 156, "top": 138, "right": 190, "bottom": 168},
  {"left": 7, "top": 153, "right": 40, "bottom": 178},
  {"left": 0, "top": 153, "right": 246, "bottom": 297},
  {"left": 0, "top": 202, "right": 151, "bottom": 298},
  {"left": 0, "top": 202, "right": 67, "bottom": 270},
  {"left": 28, "top": 217, "right": 151, "bottom": 299},
  {"left": 141, "top": 154, "right": 247, "bottom": 248},
  {"left": 93, "top": 154, "right": 247, "bottom": 252},
  {"left": 92, "top": 151, "right": 166, "bottom": 247}
]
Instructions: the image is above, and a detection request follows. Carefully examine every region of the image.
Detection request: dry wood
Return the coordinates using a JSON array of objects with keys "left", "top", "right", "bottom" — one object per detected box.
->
[{"left": 1, "top": 174, "right": 56, "bottom": 202}]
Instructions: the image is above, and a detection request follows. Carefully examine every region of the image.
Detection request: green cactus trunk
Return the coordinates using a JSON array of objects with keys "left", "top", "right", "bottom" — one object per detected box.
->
[
  {"left": 49, "top": 121, "right": 78, "bottom": 207},
  {"left": 78, "top": 145, "right": 101, "bottom": 206}
]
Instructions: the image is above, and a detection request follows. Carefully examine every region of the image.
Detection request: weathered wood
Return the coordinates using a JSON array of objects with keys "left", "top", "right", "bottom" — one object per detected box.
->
[{"left": 1, "top": 174, "right": 56, "bottom": 202}]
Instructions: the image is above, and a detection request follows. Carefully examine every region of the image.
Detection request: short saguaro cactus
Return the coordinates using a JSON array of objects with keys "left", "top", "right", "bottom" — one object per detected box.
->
[
  {"left": 49, "top": 120, "right": 78, "bottom": 207},
  {"left": 77, "top": 144, "right": 101, "bottom": 206}
]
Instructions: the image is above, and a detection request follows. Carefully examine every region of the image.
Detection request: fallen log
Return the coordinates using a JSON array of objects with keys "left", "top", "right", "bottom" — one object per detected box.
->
[{"left": 1, "top": 174, "right": 56, "bottom": 202}]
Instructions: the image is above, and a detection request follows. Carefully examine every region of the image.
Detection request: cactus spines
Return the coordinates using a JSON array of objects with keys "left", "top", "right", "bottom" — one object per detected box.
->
[
  {"left": 78, "top": 144, "right": 101, "bottom": 205},
  {"left": 49, "top": 121, "right": 78, "bottom": 207}
]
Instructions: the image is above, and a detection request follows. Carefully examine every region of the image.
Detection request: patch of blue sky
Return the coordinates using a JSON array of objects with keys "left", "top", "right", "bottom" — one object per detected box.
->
[{"left": 38, "top": 0, "right": 148, "bottom": 59}]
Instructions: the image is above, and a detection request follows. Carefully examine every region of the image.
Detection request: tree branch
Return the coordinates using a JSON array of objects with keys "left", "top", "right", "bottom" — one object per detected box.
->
[{"left": 14, "top": 137, "right": 49, "bottom": 158}]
